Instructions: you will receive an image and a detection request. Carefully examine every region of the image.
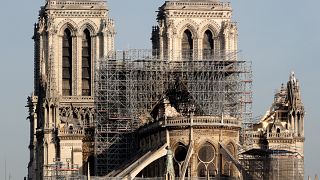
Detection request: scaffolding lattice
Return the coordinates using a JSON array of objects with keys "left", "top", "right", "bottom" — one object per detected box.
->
[
  {"left": 43, "top": 158, "right": 84, "bottom": 180},
  {"left": 94, "top": 49, "right": 253, "bottom": 175},
  {"left": 240, "top": 144, "right": 304, "bottom": 180}
]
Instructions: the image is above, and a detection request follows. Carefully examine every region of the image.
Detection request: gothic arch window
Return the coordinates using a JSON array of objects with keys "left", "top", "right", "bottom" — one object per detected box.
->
[
  {"left": 62, "top": 28, "right": 72, "bottom": 96},
  {"left": 173, "top": 143, "right": 187, "bottom": 176},
  {"left": 174, "top": 143, "right": 187, "bottom": 162},
  {"left": 197, "top": 163, "right": 216, "bottom": 178},
  {"left": 223, "top": 162, "right": 231, "bottom": 176},
  {"left": 203, "top": 30, "right": 214, "bottom": 59},
  {"left": 198, "top": 163, "right": 206, "bottom": 177},
  {"left": 198, "top": 142, "right": 215, "bottom": 163},
  {"left": 196, "top": 142, "right": 217, "bottom": 178},
  {"left": 224, "top": 143, "right": 236, "bottom": 177},
  {"left": 82, "top": 29, "right": 92, "bottom": 96},
  {"left": 182, "top": 29, "right": 193, "bottom": 59},
  {"left": 207, "top": 163, "right": 216, "bottom": 177},
  {"left": 227, "top": 143, "right": 235, "bottom": 156}
]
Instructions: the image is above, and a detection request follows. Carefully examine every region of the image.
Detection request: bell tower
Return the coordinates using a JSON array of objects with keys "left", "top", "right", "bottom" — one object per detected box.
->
[
  {"left": 152, "top": 0, "right": 238, "bottom": 61},
  {"left": 27, "top": 0, "right": 115, "bottom": 179}
]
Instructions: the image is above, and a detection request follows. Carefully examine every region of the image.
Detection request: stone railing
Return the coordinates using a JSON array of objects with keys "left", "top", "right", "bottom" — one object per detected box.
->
[
  {"left": 251, "top": 131, "right": 264, "bottom": 139},
  {"left": 164, "top": 116, "right": 241, "bottom": 127},
  {"left": 48, "top": 0, "right": 106, "bottom": 7},
  {"left": 59, "top": 129, "right": 84, "bottom": 136},
  {"left": 165, "top": 1, "right": 231, "bottom": 8},
  {"left": 61, "top": 96, "right": 94, "bottom": 103},
  {"left": 247, "top": 131, "right": 294, "bottom": 141},
  {"left": 267, "top": 132, "right": 294, "bottom": 139}
]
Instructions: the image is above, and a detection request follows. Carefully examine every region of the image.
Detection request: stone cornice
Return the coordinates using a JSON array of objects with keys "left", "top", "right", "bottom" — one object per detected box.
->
[
  {"left": 46, "top": 0, "right": 108, "bottom": 10},
  {"left": 166, "top": 11, "right": 231, "bottom": 19},
  {"left": 49, "top": 10, "right": 107, "bottom": 18},
  {"left": 162, "top": 1, "right": 231, "bottom": 11},
  {"left": 59, "top": 96, "right": 94, "bottom": 104},
  {"left": 58, "top": 136, "right": 84, "bottom": 140},
  {"left": 267, "top": 137, "right": 305, "bottom": 143}
]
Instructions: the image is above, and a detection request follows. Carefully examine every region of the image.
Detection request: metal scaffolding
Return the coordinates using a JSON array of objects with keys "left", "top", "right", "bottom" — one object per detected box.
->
[
  {"left": 94, "top": 49, "right": 253, "bottom": 176},
  {"left": 240, "top": 145, "right": 304, "bottom": 180},
  {"left": 43, "top": 158, "right": 84, "bottom": 180}
]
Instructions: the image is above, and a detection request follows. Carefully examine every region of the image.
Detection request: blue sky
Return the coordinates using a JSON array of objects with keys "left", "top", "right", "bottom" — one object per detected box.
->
[{"left": 0, "top": 0, "right": 318, "bottom": 179}]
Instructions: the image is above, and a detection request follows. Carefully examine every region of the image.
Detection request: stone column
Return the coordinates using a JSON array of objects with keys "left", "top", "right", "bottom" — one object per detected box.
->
[
  {"left": 91, "top": 35, "right": 96, "bottom": 95},
  {"left": 43, "top": 105, "right": 48, "bottom": 128},
  {"left": 159, "top": 30, "right": 164, "bottom": 60},
  {"left": 71, "top": 35, "right": 77, "bottom": 96},
  {"left": 48, "top": 104, "right": 51, "bottom": 128},
  {"left": 167, "top": 33, "right": 173, "bottom": 61},
  {"left": 291, "top": 113, "right": 295, "bottom": 132},
  {"left": 198, "top": 38, "right": 203, "bottom": 60},
  {"left": 76, "top": 35, "right": 82, "bottom": 96},
  {"left": 295, "top": 114, "right": 298, "bottom": 136},
  {"left": 103, "top": 32, "right": 109, "bottom": 57},
  {"left": 58, "top": 35, "right": 63, "bottom": 95}
]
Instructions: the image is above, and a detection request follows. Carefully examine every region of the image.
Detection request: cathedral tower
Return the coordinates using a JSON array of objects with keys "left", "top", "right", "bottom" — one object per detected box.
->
[
  {"left": 27, "top": 0, "right": 115, "bottom": 179},
  {"left": 152, "top": 0, "right": 238, "bottom": 60},
  {"left": 131, "top": 0, "right": 245, "bottom": 179}
]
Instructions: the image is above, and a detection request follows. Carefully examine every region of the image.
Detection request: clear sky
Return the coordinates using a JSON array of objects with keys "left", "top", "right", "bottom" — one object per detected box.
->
[{"left": 0, "top": 0, "right": 318, "bottom": 179}]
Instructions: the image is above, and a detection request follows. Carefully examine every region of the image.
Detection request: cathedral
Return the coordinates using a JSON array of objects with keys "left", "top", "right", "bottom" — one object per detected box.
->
[{"left": 27, "top": 0, "right": 305, "bottom": 179}]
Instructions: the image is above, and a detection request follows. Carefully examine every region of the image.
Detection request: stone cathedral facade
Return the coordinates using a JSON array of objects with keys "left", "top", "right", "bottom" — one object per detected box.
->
[
  {"left": 27, "top": 0, "right": 115, "bottom": 179},
  {"left": 27, "top": 0, "right": 305, "bottom": 180}
]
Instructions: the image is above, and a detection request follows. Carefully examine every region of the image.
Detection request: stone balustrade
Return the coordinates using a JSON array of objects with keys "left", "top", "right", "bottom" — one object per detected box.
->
[
  {"left": 251, "top": 131, "right": 264, "bottom": 139},
  {"left": 164, "top": 116, "right": 241, "bottom": 127},
  {"left": 61, "top": 96, "right": 94, "bottom": 103},
  {"left": 59, "top": 129, "right": 84, "bottom": 136},
  {"left": 267, "top": 132, "right": 294, "bottom": 139},
  {"left": 48, "top": 0, "right": 106, "bottom": 9},
  {"left": 165, "top": 1, "right": 231, "bottom": 8},
  {"left": 250, "top": 131, "right": 295, "bottom": 140}
]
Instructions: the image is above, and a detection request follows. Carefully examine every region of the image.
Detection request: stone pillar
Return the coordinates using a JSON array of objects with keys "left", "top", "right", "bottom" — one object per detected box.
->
[
  {"left": 76, "top": 35, "right": 82, "bottom": 96},
  {"left": 48, "top": 104, "right": 52, "bottom": 128},
  {"left": 54, "top": 104, "right": 58, "bottom": 128},
  {"left": 103, "top": 32, "right": 109, "bottom": 57},
  {"left": 43, "top": 105, "right": 47, "bottom": 128},
  {"left": 295, "top": 114, "right": 298, "bottom": 136},
  {"left": 159, "top": 29, "right": 164, "bottom": 60},
  {"left": 167, "top": 34, "right": 173, "bottom": 61},
  {"left": 47, "top": 134, "right": 55, "bottom": 167},
  {"left": 291, "top": 113, "right": 295, "bottom": 133},
  {"left": 216, "top": 142, "right": 222, "bottom": 180}
]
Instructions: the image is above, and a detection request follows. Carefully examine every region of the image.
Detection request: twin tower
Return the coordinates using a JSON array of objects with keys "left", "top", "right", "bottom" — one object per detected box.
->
[{"left": 27, "top": 0, "right": 240, "bottom": 179}]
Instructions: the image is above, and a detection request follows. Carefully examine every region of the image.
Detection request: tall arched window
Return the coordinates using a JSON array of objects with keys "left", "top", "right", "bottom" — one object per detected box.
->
[
  {"left": 203, "top": 30, "right": 214, "bottom": 59},
  {"left": 174, "top": 143, "right": 187, "bottom": 176},
  {"left": 182, "top": 29, "right": 193, "bottom": 59},
  {"left": 82, "top": 29, "right": 92, "bottom": 96},
  {"left": 62, "top": 29, "right": 72, "bottom": 96}
]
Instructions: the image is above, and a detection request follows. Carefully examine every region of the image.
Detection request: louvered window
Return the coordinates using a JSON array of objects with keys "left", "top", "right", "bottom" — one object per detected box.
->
[
  {"left": 62, "top": 29, "right": 72, "bottom": 96},
  {"left": 82, "top": 29, "right": 91, "bottom": 96}
]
